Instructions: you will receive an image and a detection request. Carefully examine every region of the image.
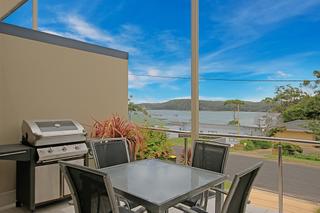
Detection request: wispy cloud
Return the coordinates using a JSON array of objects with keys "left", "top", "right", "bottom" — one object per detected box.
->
[
  {"left": 276, "top": 70, "right": 291, "bottom": 78},
  {"left": 156, "top": 30, "right": 189, "bottom": 54},
  {"left": 64, "top": 15, "right": 114, "bottom": 43},
  {"left": 206, "top": 0, "right": 320, "bottom": 59},
  {"left": 200, "top": 50, "right": 320, "bottom": 79},
  {"left": 42, "top": 14, "right": 140, "bottom": 53},
  {"left": 200, "top": 1, "right": 320, "bottom": 77},
  {"left": 128, "top": 62, "right": 190, "bottom": 89},
  {"left": 226, "top": 0, "right": 320, "bottom": 27}
]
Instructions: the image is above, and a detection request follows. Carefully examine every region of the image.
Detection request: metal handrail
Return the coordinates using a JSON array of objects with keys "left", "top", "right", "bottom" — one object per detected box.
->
[
  {"left": 142, "top": 126, "right": 320, "bottom": 145},
  {"left": 142, "top": 126, "right": 320, "bottom": 213}
]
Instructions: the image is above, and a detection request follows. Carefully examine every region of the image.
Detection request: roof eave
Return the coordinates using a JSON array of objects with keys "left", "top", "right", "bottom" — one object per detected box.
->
[{"left": 0, "top": 0, "right": 28, "bottom": 21}]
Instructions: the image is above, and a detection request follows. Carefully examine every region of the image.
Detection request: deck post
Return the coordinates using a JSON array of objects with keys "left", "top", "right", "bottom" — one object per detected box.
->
[
  {"left": 191, "top": 0, "right": 199, "bottom": 143},
  {"left": 32, "top": 0, "right": 38, "bottom": 30}
]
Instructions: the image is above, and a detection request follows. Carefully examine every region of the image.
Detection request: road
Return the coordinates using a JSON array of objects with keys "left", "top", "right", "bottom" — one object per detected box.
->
[{"left": 225, "top": 154, "right": 320, "bottom": 202}]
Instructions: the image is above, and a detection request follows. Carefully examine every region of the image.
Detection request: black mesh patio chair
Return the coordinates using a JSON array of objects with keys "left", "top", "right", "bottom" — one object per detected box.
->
[
  {"left": 90, "top": 138, "right": 139, "bottom": 209},
  {"left": 182, "top": 141, "right": 230, "bottom": 208},
  {"left": 175, "top": 162, "right": 263, "bottom": 213},
  {"left": 90, "top": 138, "right": 130, "bottom": 169},
  {"left": 60, "top": 161, "right": 145, "bottom": 213}
]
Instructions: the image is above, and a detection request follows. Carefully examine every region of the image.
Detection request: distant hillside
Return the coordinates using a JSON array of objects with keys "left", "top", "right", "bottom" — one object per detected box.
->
[{"left": 139, "top": 99, "right": 271, "bottom": 112}]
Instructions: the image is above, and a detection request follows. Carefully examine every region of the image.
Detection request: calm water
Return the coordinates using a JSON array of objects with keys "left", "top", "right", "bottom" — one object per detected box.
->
[{"left": 148, "top": 110, "right": 278, "bottom": 127}]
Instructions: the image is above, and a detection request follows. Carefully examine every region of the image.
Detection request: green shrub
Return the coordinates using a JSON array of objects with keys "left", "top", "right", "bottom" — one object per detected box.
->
[
  {"left": 275, "top": 143, "right": 303, "bottom": 156},
  {"left": 138, "top": 129, "right": 173, "bottom": 160},
  {"left": 266, "top": 127, "right": 286, "bottom": 137},
  {"left": 240, "top": 140, "right": 256, "bottom": 151},
  {"left": 253, "top": 140, "right": 273, "bottom": 149},
  {"left": 308, "top": 120, "right": 320, "bottom": 141},
  {"left": 228, "top": 120, "right": 239, "bottom": 125},
  {"left": 240, "top": 140, "right": 272, "bottom": 151}
]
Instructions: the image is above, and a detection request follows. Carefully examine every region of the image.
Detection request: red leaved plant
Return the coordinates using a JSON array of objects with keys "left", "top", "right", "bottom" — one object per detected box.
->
[{"left": 90, "top": 115, "right": 144, "bottom": 160}]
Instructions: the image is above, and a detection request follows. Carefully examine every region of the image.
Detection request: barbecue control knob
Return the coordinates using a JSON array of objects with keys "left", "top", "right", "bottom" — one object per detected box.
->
[
  {"left": 74, "top": 145, "right": 80, "bottom": 150},
  {"left": 48, "top": 148, "right": 53, "bottom": 153},
  {"left": 62, "top": 146, "right": 67, "bottom": 152}
]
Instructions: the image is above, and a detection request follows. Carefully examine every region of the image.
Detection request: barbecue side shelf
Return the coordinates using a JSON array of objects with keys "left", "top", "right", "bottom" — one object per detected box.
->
[{"left": 0, "top": 144, "right": 35, "bottom": 212}]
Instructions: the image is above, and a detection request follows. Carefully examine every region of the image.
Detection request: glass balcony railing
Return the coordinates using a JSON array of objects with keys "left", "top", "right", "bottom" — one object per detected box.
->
[{"left": 143, "top": 127, "right": 320, "bottom": 213}]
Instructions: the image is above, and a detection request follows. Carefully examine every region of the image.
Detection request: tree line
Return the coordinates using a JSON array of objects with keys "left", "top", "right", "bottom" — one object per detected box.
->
[{"left": 262, "top": 70, "right": 320, "bottom": 140}]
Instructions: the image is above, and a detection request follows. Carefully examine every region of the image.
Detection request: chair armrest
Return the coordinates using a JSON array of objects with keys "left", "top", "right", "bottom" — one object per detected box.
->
[
  {"left": 133, "top": 206, "right": 146, "bottom": 213},
  {"left": 210, "top": 188, "right": 250, "bottom": 204},
  {"left": 174, "top": 204, "right": 199, "bottom": 213},
  {"left": 209, "top": 187, "right": 229, "bottom": 195}
]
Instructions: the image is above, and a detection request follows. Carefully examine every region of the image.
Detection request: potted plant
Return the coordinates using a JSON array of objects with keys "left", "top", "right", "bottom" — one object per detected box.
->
[{"left": 90, "top": 115, "right": 144, "bottom": 160}]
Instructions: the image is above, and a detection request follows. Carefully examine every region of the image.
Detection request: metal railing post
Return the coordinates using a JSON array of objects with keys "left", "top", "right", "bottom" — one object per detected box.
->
[
  {"left": 184, "top": 138, "right": 188, "bottom": 165},
  {"left": 278, "top": 144, "right": 284, "bottom": 213}
]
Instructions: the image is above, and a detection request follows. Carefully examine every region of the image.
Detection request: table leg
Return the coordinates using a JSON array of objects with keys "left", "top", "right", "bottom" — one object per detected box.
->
[
  {"left": 203, "top": 190, "right": 209, "bottom": 210},
  {"left": 148, "top": 209, "right": 165, "bottom": 213},
  {"left": 215, "top": 183, "right": 224, "bottom": 213}
]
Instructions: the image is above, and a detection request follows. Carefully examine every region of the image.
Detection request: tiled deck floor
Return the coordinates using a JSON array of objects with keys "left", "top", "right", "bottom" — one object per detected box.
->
[
  {"left": 0, "top": 199, "right": 277, "bottom": 213},
  {"left": 5, "top": 189, "right": 317, "bottom": 213},
  {"left": 250, "top": 189, "right": 320, "bottom": 213}
]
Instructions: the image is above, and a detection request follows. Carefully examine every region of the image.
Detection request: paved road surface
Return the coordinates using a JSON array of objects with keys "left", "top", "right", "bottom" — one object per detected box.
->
[{"left": 225, "top": 154, "right": 320, "bottom": 202}]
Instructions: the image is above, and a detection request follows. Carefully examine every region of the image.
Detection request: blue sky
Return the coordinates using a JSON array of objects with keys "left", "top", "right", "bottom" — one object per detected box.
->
[{"left": 4, "top": 0, "right": 320, "bottom": 103}]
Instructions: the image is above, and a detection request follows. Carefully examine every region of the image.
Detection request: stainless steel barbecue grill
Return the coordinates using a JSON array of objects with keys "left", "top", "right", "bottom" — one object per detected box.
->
[
  {"left": 22, "top": 119, "right": 86, "bottom": 146},
  {"left": 16, "top": 119, "right": 88, "bottom": 212}
]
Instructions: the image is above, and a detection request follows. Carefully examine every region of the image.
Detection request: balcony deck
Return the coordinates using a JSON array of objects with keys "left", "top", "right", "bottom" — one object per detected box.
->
[
  {"left": 0, "top": 198, "right": 277, "bottom": 213},
  {"left": 1, "top": 187, "right": 319, "bottom": 213}
]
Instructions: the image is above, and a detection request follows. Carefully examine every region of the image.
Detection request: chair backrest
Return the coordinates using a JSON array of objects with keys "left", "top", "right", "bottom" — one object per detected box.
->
[
  {"left": 221, "top": 162, "right": 263, "bottom": 213},
  {"left": 191, "top": 140, "right": 229, "bottom": 173},
  {"left": 90, "top": 138, "right": 130, "bottom": 169},
  {"left": 60, "top": 161, "right": 119, "bottom": 213}
]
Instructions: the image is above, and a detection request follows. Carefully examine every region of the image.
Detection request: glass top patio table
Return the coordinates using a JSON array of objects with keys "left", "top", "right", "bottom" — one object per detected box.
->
[{"left": 99, "top": 159, "right": 226, "bottom": 213}]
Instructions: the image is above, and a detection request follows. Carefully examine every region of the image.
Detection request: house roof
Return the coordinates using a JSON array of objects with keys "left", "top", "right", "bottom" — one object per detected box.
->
[
  {"left": 0, "top": 0, "right": 27, "bottom": 21},
  {"left": 284, "top": 120, "right": 312, "bottom": 132},
  {"left": 0, "top": 22, "right": 128, "bottom": 59}
]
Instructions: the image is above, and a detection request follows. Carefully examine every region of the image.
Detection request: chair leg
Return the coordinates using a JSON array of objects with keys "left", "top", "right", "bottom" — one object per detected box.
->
[
  {"left": 215, "top": 184, "right": 224, "bottom": 213},
  {"left": 116, "top": 196, "right": 121, "bottom": 206}
]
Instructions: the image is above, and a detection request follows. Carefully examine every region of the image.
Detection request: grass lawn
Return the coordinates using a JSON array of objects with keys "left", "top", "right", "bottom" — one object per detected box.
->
[
  {"left": 167, "top": 137, "right": 192, "bottom": 147},
  {"left": 231, "top": 144, "right": 320, "bottom": 167}
]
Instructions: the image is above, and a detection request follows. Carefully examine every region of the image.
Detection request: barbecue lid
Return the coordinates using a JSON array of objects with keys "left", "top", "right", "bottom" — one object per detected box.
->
[{"left": 22, "top": 119, "right": 87, "bottom": 146}]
